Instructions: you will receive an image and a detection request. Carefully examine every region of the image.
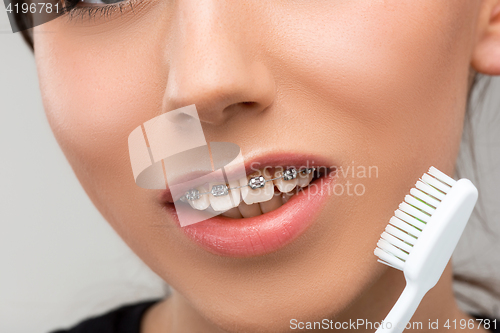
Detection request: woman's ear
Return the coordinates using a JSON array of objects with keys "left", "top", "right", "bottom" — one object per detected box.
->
[{"left": 472, "top": 0, "right": 500, "bottom": 75}]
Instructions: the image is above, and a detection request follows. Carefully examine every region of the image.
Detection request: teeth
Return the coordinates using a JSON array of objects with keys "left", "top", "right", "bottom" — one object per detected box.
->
[
  {"left": 221, "top": 207, "right": 243, "bottom": 219},
  {"left": 188, "top": 185, "right": 210, "bottom": 210},
  {"left": 228, "top": 179, "right": 241, "bottom": 207},
  {"left": 238, "top": 201, "right": 263, "bottom": 218},
  {"left": 181, "top": 166, "right": 319, "bottom": 217},
  {"left": 273, "top": 168, "right": 298, "bottom": 193},
  {"left": 240, "top": 173, "right": 274, "bottom": 205},
  {"left": 208, "top": 183, "right": 234, "bottom": 212},
  {"left": 297, "top": 170, "right": 314, "bottom": 187},
  {"left": 259, "top": 193, "right": 283, "bottom": 214}
]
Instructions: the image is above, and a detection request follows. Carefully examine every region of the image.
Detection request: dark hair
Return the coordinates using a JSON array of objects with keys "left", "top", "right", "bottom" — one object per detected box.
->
[{"left": 13, "top": 7, "right": 34, "bottom": 50}]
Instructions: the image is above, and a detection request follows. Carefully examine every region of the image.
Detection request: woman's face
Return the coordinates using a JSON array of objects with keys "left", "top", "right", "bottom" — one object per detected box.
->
[{"left": 34, "top": 0, "right": 484, "bottom": 331}]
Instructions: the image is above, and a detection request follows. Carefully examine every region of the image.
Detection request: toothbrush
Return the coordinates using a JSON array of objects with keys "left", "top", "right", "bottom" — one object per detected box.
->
[{"left": 373, "top": 166, "right": 478, "bottom": 333}]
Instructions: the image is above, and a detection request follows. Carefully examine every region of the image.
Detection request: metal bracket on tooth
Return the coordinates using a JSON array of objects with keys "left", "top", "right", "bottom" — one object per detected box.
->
[{"left": 183, "top": 167, "right": 315, "bottom": 201}]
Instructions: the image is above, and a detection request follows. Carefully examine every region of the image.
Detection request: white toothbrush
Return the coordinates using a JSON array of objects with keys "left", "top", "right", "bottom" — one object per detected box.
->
[{"left": 373, "top": 166, "right": 478, "bottom": 333}]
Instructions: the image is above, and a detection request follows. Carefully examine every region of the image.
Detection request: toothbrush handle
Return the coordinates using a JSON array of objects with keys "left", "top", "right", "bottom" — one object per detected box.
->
[{"left": 375, "top": 284, "right": 425, "bottom": 333}]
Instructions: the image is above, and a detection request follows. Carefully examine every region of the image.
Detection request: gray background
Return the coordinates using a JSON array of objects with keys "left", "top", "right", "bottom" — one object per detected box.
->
[{"left": 1, "top": 5, "right": 500, "bottom": 333}]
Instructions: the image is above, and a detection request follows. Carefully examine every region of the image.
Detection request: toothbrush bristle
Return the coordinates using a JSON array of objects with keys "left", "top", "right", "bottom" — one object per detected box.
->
[{"left": 374, "top": 166, "right": 456, "bottom": 271}]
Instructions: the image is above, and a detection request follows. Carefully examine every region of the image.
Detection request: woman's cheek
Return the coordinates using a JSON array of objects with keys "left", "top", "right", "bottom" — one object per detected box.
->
[
  {"left": 34, "top": 27, "right": 168, "bottom": 230},
  {"left": 36, "top": 28, "right": 160, "bottom": 170},
  {"left": 264, "top": 1, "right": 473, "bottom": 171}
]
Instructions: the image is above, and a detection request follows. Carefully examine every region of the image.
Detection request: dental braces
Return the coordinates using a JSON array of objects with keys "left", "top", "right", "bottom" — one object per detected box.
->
[{"left": 183, "top": 167, "right": 316, "bottom": 201}]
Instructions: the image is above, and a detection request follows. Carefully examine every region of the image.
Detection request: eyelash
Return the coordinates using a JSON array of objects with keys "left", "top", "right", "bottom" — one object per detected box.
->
[{"left": 63, "top": 0, "right": 137, "bottom": 22}]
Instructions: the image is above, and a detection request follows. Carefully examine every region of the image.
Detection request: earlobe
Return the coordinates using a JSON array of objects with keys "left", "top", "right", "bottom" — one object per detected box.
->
[{"left": 471, "top": 1, "right": 500, "bottom": 75}]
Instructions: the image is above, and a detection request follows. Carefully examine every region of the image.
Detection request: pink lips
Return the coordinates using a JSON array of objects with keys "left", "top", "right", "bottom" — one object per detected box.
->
[{"left": 159, "top": 154, "right": 336, "bottom": 257}]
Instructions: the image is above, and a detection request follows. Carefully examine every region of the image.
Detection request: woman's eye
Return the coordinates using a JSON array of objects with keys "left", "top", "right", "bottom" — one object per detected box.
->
[
  {"left": 78, "top": 0, "right": 125, "bottom": 4},
  {"left": 63, "top": 0, "right": 136, "bottom": 22}
]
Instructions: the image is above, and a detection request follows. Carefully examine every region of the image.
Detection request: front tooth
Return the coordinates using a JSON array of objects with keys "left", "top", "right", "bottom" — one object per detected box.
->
[
  {"left": 208, "top": 183, "right": 233, "bottom": 212},
  {"left": 297, "top": 171, "right": 313, "bottom": 187},
  {"left": 259, "top": 193, "right": 283, "bottom": 213},
  {"left": 240, "top": 174, "right": 274, "bottom": 204},
  {"left": 273, "top": 169, "right": 298, "bottom": 193},
  {"left": 188, "top": 186, "right": 210, "bottom": 210},
  {"left": 238, "top": 201, "right": 262, "bottom": 218},
  {"left": 221, "top": 207, "right": 243, "bottom": 219}
]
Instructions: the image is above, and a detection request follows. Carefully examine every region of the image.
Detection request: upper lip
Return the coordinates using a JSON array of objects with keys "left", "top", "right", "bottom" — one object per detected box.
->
[{"left": 158, "top": 152, "right": 335, "bottom": 204}]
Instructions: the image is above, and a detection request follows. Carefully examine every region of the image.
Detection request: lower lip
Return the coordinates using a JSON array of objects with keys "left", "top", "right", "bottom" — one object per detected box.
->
[{"left": 164, "top": 175, "right": 335, "bottom": 257}]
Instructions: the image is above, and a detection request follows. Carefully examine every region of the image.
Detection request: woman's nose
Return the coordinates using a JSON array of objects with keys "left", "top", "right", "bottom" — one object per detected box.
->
[{"left": 162, "top": 1, "right": 275, "bottom": 126}]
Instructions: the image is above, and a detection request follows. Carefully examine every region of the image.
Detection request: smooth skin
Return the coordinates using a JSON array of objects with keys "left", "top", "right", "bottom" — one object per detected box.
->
[{"left": 32, "top": 0, "right": 500, "bottom": 332}]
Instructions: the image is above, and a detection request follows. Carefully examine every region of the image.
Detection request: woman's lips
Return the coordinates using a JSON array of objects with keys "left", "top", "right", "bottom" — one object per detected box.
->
[{"left": 159, "top": 154, "right": 336, "bottom": 257}]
